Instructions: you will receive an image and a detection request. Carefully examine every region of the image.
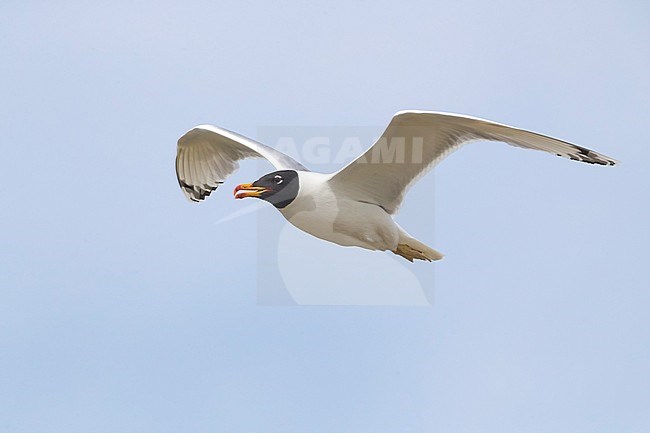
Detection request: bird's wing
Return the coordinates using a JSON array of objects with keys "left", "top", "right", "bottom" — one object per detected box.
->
[
  {"left": 176, "top": 125, "right": 308, "bottom": 202},
  {"left": 328, "top": 111, "right": 617, "bottom": 214}
]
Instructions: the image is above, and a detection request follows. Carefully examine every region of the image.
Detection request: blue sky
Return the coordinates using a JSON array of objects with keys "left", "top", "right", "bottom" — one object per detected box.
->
[{"left": 1, "top": 1, "right": 648, "bottom": 432}]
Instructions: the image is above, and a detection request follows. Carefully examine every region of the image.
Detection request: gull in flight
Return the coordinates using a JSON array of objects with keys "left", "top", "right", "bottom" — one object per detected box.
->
[{"left": 175, "top": 111, "right": 616, "bottom": 262}]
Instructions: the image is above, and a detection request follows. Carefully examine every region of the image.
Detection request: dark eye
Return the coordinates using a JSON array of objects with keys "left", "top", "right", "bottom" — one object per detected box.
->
[{"left": 274, "top": 175, "right": 283, "bottom": 184}]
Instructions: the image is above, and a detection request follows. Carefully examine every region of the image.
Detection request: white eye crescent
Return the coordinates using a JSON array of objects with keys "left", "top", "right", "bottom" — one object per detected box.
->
[{"left": 274, "top": 175, "right": 283, "bottom": 184}]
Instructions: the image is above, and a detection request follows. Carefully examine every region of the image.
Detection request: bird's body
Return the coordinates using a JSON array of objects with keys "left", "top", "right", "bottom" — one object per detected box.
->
[
  {"left": 280, "top": 171, "right": 398, "bottom": 250},
  {"left": 278, "top": 171, "right": 442, "bottom": 261},
  {"left": 175, "top": 111, "right": 616, "bottom": 262}
]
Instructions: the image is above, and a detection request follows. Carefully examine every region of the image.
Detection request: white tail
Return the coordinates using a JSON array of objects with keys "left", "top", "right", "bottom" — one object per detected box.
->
[{"left": 392, "top": 226, "right": 444, "bottom": 262}]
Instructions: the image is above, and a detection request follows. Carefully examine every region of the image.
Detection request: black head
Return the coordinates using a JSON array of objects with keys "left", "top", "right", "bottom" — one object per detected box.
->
[{"left": 233, "top": 170, "right": 299, "bottom": 208}]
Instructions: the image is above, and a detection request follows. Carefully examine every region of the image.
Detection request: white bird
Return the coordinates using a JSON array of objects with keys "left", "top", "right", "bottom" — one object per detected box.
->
[{"left": 175, "top": 111, "right": 616, "bottom": 262}]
